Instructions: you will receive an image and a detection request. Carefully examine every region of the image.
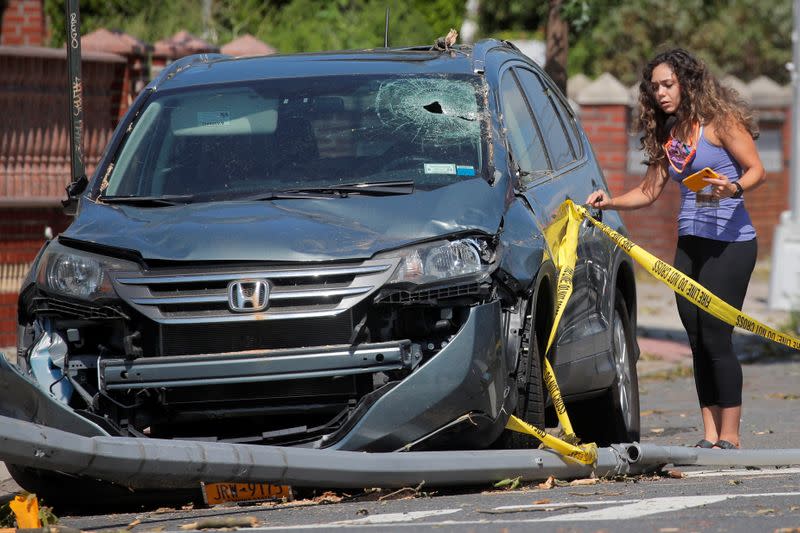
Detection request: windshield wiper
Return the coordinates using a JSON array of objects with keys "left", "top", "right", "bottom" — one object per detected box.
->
[
  {"left": 99, "top": 194, "right": 194, "bottom": 207},
  {"left": 283, "top": 180, "right": 415, "bottom": 197}
]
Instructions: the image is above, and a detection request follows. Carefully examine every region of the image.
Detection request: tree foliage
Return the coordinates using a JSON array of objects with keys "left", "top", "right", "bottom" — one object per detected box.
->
[
  {"left": 45, "top": 0, "right": 466, "bottom": 51},
  {"left": 42, "top": 0, "right": 791, "bottom": 84},
  {"left": 567, "top": 0, "right": 792, "bottom": 84}
]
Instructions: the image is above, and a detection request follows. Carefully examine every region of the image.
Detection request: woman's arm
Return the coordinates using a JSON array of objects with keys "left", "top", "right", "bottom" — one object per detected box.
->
[
  {"left": 586, "top": 163, "right": 669, "bottom": 210},
  {"left": 704, "top": 120, "right": 766, "bottom": 198}
]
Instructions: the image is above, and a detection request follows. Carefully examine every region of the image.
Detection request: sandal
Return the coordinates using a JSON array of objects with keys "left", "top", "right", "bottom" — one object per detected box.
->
[
  {"left": 713, "top": 439, "right": 740, "bottom": 449},
  {"left": 694, "top": 439, "right": 715, "bottom": 448}
]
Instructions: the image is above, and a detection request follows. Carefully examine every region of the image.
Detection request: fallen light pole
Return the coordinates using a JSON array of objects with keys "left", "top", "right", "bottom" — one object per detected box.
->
[{"left": 0, "top": 415, "right": 799, "bottom": 491}]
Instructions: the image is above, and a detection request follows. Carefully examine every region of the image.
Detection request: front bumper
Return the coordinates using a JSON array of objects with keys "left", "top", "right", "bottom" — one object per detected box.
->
[{"left": 0, "top": 300, "right": 509, "bottom": 451}]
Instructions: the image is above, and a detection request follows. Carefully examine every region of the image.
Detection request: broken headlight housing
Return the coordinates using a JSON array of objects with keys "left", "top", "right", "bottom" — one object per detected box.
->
[
  {"left": 35, "top": 240, "right": 139, "bottom": 301},
  {"left": 381, "top": 238, "right": 494, "bottom": 286}
]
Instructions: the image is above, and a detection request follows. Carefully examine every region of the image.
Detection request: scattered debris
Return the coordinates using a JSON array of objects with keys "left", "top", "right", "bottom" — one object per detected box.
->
[
  {"left": 641, "top": 409, "right": 665, "bottom": 416},
  {"left": 179, "top": 516, "right": 259, "bottom": 530},
  {"left": 433, "top": 29, "right": 458, "bottom": 51},
  {"left": 536, "top": 476, "right": 569, "bottom": 490},
  {"left": 356, "top": 509, "right": 369, "bottom": 516},
  {"left": 478, "top": 503, "right": 587, "bottom": 515},
  {"left": 665, "top": 469, "right": 685, "bottom": 479},
  {"left": 753, "top": 429, "right": 775, "bottom": 435},
  {"left": 755, "top": 508, "right": 776, "bottom": 515},
  {"left": 767, "top": 393, "right": 800, "bottom": 400},
  {"left": 728, "top": 479, "right": 743, "bottom": 485},
  {"left": 378, "top": 482, "right": 428, "bottom": 501},
  {"left": 650, "top": 428, "right": 665, "bottom": 434},
  {"left": 494, "top": 477, "right": 521, "bottom": 490},
  {"left": 569, "top": 478, "right": 598, "bottom": 486},
  {"left": 127, "top": 518, "right": 142, "bottom": 530},
  {"left": 532, "top": 499, "right": 551, "bottom": 505}
]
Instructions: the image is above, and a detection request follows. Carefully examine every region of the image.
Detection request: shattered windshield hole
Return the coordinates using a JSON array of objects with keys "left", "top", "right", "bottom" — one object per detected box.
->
[
  {"left": 423, "top": 101, "right": 443, "bottom": 114},
  {"left": 375, "top": 78, "right": 481, "bottom": 143}
]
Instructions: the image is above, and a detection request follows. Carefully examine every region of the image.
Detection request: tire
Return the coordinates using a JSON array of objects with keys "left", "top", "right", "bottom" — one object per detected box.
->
[
  {"left": 499, "top": 299, "right": 546, "bottom": 448},
  {"left": 571, "top": 289, "right": 640, "bottom": 446}
]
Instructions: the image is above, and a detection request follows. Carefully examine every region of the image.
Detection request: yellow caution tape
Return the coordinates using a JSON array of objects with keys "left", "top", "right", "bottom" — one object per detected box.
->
[
  {"left": 9, "top": 493, "right": 40, "bottom": 529},
  {"left": 506, "top": 415, "right": 597, "bottom": 465},
  {"left": 506, "top": 201, "right": 587, "bottom": 463},
  {"left": 572, "top": 201, "right": 800, "bottom": 351},
  {"left": 506, "top": 198, "right": 799, "bottom": 465}
]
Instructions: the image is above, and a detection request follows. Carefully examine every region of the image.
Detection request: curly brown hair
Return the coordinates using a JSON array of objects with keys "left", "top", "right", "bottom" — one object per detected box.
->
[{"left": 635, "top": 48, "right": 758, "bottom": 169}]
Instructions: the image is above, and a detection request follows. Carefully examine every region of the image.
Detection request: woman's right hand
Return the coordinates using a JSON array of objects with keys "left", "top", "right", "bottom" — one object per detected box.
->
[{"left": 586, "top": 189, "right": 613, "bottom": 209}]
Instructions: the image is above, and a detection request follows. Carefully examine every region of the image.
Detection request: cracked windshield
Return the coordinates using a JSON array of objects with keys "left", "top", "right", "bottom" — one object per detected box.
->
[{"left": 101, "top": 74, "right": 487, "bottom": 201}]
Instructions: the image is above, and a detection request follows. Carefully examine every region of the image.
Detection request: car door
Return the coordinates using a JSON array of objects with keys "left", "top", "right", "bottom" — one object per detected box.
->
[{"left": 496, "top": 65, "right": 597, "bottom": 378}]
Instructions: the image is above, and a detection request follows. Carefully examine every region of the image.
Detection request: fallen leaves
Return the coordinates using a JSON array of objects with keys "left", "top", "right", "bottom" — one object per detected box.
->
[
  {"left": 665, "top": 469, "right": 685, "bottom": 479},
  {"left": 494, "top": 477, "right": 521, "bottom": 490},
  {"left": 180, "top": 516, "right": 259, "bottom": 530},
  {"left": 767, "top": 393, "right": 800, "bottom": 400},
  {"left": 753, "top": 429, "right": 775, "bottom": 435}
]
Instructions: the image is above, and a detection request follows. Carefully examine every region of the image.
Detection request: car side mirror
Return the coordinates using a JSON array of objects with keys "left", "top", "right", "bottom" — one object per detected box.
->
[{"left": 62, "top": 175, "right": 88, "bottom": 216}]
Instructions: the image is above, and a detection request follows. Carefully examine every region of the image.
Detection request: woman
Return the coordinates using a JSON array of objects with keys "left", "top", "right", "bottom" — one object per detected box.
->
[{"left": 586, "top": 48, "right": 765, "bottom": 450}]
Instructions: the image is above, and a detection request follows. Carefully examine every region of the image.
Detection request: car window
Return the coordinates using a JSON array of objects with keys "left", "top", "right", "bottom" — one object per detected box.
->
[
  {"left": 499, "top": 70, "right": 550, "bottom": 180},
  {"left": 101, "top": 74, "right": 489, "bottom": 200},
  {"left": 514, "top": 68, "right": 575, "bottom": 169}
]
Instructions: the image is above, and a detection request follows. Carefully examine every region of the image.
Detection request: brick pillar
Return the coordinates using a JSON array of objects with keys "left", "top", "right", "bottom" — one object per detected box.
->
[
  {"left": 575, "top": 73, "right": 679, "bottom": 261},
  {"left": 1, "top": 0, "right": 45, "bottom": 46}
]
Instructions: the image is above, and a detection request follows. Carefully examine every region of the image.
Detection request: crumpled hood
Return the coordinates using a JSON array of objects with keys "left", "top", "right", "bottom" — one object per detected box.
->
[{"left": 64, "top": 178, "right": 506, "bottom": 262}]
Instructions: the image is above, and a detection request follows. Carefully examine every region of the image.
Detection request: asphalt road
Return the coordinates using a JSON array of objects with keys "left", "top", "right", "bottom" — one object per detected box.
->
[{"left": 35, "top": 351, "right": 800, "bottom": 532}]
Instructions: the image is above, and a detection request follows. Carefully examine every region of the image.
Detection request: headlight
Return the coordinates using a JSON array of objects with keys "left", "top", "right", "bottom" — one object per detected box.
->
[
  {"left": 36, "top": 241, "right": 139, "bottom": 301},
  {"left": 382, "top": 238, "right": 494, "bottom": 285}
]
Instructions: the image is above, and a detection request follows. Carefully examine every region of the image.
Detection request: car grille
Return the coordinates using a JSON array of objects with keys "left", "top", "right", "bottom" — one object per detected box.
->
[
  {"left": 111, "top": 259, "right": 396, "bottom": 355},
  {"left": 159, "top": 315, "right": 352, "bottom": 355}
]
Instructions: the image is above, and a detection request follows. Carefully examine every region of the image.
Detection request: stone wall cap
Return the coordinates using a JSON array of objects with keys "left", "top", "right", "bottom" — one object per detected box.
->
[
  {"left": 221, "top": 34, "right": 276, "bottom": 57},
  {"left": 748, "top": 75, "right": 791, "bottom": 107},
  {"left": 0, "top": 45, "right": 125, "bottom": 63},
  {"left": 721, "top": 75, "right": 751, "bottom": 101},
  {"left": 566, "top": 73, "right": 591, "bottom": 100},
  {"left": 575, "top": 72, "right": 630, "bottom": 105},
  {"left": 154, "top": 30, "right": 219, "bottom": 58},
  {"left": 82, "top": 28, "right": 151, "bottom": 56}
]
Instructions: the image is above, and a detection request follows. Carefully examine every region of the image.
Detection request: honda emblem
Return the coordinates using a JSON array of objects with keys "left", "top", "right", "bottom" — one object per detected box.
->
[{"left": 227, "top": 279, "right": 270, "bottom": 312}]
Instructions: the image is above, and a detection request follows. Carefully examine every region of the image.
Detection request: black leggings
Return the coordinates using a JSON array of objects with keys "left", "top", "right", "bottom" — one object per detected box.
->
[{"left": 674, "top": 235, "right": 757, "bottom": 408}]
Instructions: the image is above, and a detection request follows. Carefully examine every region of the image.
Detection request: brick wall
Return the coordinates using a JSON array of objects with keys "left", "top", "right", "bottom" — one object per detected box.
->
[
  {"left": 0, "top": 0, "right": 45, "bottom": 46},
  {"left": 0, "top": 208, "right": 70, "bottom": 347},
  {"left": 0, "top": 46, "right": 126, "bottom": 201}
]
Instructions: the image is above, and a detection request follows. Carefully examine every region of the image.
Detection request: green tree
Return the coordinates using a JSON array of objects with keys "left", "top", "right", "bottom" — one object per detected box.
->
[{"left": 569, "top": 0, "right": 792, "bottom": 84}]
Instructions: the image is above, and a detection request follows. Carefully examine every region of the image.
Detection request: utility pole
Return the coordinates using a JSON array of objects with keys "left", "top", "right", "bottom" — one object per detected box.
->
[{"left": 769, "top": 0, "right": 800, "bottom": 310}]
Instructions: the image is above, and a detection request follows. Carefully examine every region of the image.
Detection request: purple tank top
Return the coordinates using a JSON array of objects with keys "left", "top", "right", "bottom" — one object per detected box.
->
[{"left": 667, "top": 126, "right": 756, "bottom": 242}]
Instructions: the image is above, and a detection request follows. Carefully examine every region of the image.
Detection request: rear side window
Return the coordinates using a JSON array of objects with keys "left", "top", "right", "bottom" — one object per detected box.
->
[
  {"left": 499, "top": 71, "right": 550, "bottom": 179},
  {"left": 515, "top": 68, "right": 576, "bottom": 169}
]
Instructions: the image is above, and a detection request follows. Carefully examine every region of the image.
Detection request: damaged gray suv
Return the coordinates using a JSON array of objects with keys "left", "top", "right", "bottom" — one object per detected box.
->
[{"left": 4, "top": 39, "right": 640, "bottom": 495}]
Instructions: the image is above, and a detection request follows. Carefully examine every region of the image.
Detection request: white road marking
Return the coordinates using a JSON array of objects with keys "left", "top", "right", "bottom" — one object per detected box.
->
[
  {"left": 682, "top": 467, "right": 800, "bottom": 478},
  {"left": 536, "top": 495, "right": 729, "bottom": 521},
  {"left": 328, "top": 509, "right": 461, "bottom": 525},
  {"left": 234, "top": 491, "right": 800, "bottom": 531}
]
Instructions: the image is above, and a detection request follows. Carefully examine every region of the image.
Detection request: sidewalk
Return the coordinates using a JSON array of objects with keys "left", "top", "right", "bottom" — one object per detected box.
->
[{"left": 635, "top": 259, "right": 794, "bottom": 378}]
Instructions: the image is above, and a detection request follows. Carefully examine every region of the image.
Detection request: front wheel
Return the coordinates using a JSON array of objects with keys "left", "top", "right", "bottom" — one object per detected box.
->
[
  {"left": 571, "top": 289, "right": 640, "bottom": 446},
  {"left": 498, "top": 299, "right": 546, "bottom": 448}
]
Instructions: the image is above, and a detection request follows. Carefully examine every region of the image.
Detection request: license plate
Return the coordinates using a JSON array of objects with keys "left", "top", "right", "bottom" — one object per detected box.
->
[{"left": 201, "top": 482, "right": 291, "bottom": 505}]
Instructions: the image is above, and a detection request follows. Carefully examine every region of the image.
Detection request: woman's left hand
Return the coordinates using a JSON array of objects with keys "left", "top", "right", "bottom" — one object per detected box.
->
[{"left": 703, "top": 176, "right": 737, "bottom": 199}]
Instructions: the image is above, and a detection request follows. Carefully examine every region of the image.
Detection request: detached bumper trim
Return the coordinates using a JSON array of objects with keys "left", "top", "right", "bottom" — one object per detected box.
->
[{"left": 101, "top": 341, "right": 412, "bottom": 390}]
